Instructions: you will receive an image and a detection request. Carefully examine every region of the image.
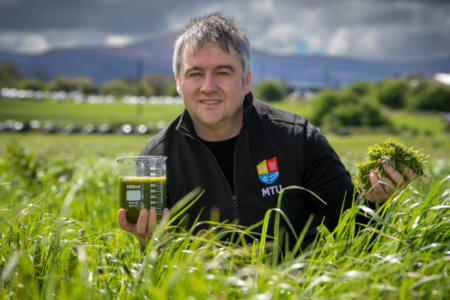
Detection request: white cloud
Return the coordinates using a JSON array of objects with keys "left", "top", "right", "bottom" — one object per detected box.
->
[
  {"left": 324, "top": 22, "right": 450, "bottom": 61},
  {"left": 0, "top": 32, "right": 49, "bottom": 54},
  {"left": 105, "top": 34, "right": 133, "bottom": 47},
  {"left": 327, "top": 28, "right": 350, "bottom": 56},
  {"left": 18, "top": 34, "right": 50, "bottom": 53}
]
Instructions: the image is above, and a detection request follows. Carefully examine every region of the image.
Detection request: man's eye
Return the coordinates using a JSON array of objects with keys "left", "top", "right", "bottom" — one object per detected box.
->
[
  {"left": 188, "top": 72, "right": 202, "bottom": 78},
  {"left": 217, "top": 71, "right": 230, "bottom": 76}
]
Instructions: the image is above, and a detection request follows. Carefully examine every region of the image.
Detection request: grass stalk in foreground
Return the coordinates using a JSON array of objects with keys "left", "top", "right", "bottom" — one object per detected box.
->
[{"left": 0, "top": 146, "right": 448, "bottom": 299}]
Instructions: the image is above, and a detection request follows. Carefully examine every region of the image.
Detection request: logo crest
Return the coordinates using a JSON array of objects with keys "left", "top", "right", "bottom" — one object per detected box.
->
[{"left": 257, "top": 157, "right": 279, "bottom": 184}]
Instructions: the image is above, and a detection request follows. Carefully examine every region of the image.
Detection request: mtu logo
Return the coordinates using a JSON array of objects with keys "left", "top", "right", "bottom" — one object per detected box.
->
[{"left": 257, "top": 157, "right": 279, "bottom": 184}]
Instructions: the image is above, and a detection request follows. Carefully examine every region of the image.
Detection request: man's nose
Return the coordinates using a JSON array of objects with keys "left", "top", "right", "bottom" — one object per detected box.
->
[{"left": 200, "top": 73, "right": 218, "bottom": 93}]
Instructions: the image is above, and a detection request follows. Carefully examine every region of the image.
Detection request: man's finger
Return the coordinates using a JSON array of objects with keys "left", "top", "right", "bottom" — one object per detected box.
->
[
  {"left": 369, "top": 168, "right": 381, "bottom": 186},
  {"left": 369, "top": 169, "right": 394, "bottom": 193},
  {"left": 368, "top": 169, "right": 393, "bottom": 203},
  {"left": 160, "top": 208, "right": 170, "bottom": 227},
  {"left": 368, "top": 170, "right": 383, "bottom": 202},
  {"left": 147, "top": 208, "right": 157, "bottom": 238},
  {"left": 404, "top": 166, "right": 415, "bottom": 181},
  {"left": 136, "top": 209, "right": 149, "bottom": 236},
  {"left": 118, "top": 208, "right": 135, "bottom": 232},
  {"left": 379, "top": 176, "right": 395, "bottom": 194},
  {"left": 162, "top": 208, "right": 170, "bottom": 219},
  {"left": 383, "top": 164, "right": 405, "bottom": 188}
]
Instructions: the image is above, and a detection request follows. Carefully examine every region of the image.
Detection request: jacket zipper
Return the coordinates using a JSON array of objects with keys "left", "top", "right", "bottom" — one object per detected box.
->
[
  {"left": 231, "top": 135, "right": 240, "bottom": 222},
  {"left": 231, "top": 195, "right": 239, "bottom": 222},
  {"left": 192, "top": 137, "right": 238, "bottom": 221}
]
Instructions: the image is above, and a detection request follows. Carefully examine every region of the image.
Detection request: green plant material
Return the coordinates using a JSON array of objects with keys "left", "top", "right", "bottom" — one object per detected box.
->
[
  {"left": 309, "top": 89, "right": 389, "bottom": 128},
  {"left": 408, "top": 83, "right": 450, "bottom": 112},
  {"left": 253, "top": 80, "right": 285, "bottom": 102},
  {"left": 0, "top": 141, "right": 449, "bottom": 299},
  {"left": 356, "top": 138, "right": 428, "bottom": 192},
  {"left": 377, "top": 79, "right": 408, "bottom": 109}
]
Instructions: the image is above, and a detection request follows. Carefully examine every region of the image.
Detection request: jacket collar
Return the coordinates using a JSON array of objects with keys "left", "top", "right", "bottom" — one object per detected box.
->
[{"left": 176, "top": 92, "right": 255, "bottom": 138}]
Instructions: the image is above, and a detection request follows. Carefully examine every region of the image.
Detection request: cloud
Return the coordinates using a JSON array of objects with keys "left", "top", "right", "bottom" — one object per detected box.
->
[
  {"left": 105, "top": 35, "right": 133, "bottom": 47},
  {"left": 0, "top": 0, "right": 449, "bottom": 61},
  {"left": 0, "top": 31, "right": 49, "bottom": 54}
]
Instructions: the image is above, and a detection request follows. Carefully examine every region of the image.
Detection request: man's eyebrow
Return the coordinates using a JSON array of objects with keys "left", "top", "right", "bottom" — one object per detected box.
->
[
  {"left": 184, "top": 66, "right": 202, "bottom": 74},
  {"left": 184, "top": 65, "right": 235, "bottom": 74},
  {"left": 215, "top": 65, "right": 235, "bottom": 72}
]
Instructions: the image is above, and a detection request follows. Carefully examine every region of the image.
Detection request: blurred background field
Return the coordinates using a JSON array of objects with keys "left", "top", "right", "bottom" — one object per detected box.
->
[
  {"left": 0, "top": 96, "right": 448, "bottom": 165},
  {"left": 0, "top": 99, "right": 184, "bottom": 127}
]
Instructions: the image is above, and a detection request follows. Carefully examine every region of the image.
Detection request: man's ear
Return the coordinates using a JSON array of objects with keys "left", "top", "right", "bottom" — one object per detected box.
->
[
  {"left": 175, "top": 75, "right": 181, "bottom": 95},
  {"left": 244, "top": 71, "right": 252, "bottom": 94}
]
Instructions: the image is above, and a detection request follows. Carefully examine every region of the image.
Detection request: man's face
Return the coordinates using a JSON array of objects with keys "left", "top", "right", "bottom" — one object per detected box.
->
[{"left": 175, "top": 41, "right": 251, "bottom": 140}]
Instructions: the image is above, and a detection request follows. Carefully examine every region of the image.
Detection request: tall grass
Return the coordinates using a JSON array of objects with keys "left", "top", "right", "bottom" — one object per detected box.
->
[{"left": 0, "top": 144, "right": 449, "bottom": 299}]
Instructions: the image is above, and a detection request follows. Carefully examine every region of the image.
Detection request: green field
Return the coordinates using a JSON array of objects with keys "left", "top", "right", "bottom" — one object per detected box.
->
[
  {"left": 0, "top": 99, "right": 449, "bottom": 299},
  {"left": 0, "top": 99, "right": 184, "bottom": 126}
]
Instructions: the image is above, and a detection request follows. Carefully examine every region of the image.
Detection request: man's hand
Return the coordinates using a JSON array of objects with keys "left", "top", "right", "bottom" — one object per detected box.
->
[
  {"left": 118, "top": 207, "right": 170, "bottom": 247},
  {"left": 367, "top": 164, "right": 415, "bottom": 203}
]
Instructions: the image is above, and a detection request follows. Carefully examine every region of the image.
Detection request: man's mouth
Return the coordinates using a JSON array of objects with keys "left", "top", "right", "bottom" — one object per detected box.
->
[{"left": 199, "top": 99, "right": 222, "bottom": 105}]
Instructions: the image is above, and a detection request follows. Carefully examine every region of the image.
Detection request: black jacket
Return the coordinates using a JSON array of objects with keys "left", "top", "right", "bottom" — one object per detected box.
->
[{"left": 141, "top": 93, "right": 356, "bottom": 240}]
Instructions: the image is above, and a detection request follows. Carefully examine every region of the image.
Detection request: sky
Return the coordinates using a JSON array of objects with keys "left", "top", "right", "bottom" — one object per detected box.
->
[{"left": 0, "top": 0, "right": 449, "bottom": 62}]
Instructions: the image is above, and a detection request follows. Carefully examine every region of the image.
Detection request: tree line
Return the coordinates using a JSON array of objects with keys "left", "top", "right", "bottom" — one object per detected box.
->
[
  {"left": 254, "top": 78, "right": 450, "bottom": 130},
  {"left": 309, "top": 78, "right": 450, "bottom": 129},
  {"left": 0, "top": 62, "right": 178, "bottom": 97}
]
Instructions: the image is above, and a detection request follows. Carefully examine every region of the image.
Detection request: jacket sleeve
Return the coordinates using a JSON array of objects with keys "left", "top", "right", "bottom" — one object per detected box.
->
[{"left": 302, "top": 124, "right": 358, "bottom": 232}]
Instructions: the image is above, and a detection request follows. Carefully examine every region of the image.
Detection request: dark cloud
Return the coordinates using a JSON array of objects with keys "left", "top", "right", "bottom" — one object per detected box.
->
[
  {"left": 0, "top": 0, "right": 184, "bottom": 33},
  {"left": 0, "top": 0, "right": 449, "bottom": 61}
]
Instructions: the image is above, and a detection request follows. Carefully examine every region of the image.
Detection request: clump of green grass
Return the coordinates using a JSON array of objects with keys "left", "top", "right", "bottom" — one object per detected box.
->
[{"left": 356, "top": 138, "right": 428, "bottom": 192}]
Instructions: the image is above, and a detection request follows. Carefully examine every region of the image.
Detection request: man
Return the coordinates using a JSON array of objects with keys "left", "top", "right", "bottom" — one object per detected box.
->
[{"left": 118, "top": 13, "right": 414, "bottom": 248}]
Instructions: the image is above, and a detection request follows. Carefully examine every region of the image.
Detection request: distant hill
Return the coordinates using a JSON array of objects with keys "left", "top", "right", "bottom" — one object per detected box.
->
[{"left": 1, "top": 32, "right": 449, "bottom": 87}]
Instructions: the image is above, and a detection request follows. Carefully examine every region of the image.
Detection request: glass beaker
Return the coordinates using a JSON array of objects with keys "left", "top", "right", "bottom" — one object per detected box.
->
[{"left": 114, "top": 156, "right": 167, "bottom": 222}]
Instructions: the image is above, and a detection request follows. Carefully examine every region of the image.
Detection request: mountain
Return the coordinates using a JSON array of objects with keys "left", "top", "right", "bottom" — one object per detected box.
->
[{"left": 1, "top": 32, "right": 449, "bottom": 87}]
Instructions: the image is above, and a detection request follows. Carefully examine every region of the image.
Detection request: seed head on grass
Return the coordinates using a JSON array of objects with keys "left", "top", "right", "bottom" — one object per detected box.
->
[{"left": 356, "top": 138, "right": 427, "bottom": 193}]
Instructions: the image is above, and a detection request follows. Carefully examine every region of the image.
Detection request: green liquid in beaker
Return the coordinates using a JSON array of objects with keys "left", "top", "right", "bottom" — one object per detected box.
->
[{"left": 119, "top": 176, "right": 167, "bottom": 223}]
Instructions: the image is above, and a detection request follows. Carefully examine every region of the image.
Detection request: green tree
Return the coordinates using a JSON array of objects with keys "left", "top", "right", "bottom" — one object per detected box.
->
[
  {"left": 324, "top": 99, "right": 387, "bottom": 127},
  {"left": 254, "top": 80, "right": 285, "bottom": 102},
  {"left": 136, "top": 82, "right": 154, "bottom": 97},
  {"left": 377, "top": 79, "right": 408, "bottom": 108},
  {"left": 408, "top": 83, "right": 450, "bottom": 112},
  {"left": 0, "top": 61, "right": 21, "bottom": 87},
  {"left": 347, "top": 80, "right": 373, "bottom": 96},
  {"left": 48, "top": 76, "right": 78, "bottom": 92},
  {"left": 103, "top": 79, "right": 137, "bottom": 96},
  {"left": 166, "top": 84, "right": 179, "bottom": 97},
  {"left": 18, "top": 78, "right": 46, "bottom": 91},
  {"left": 141, "top": 73, "right": 175, "bottom": 96},
  {"left": 310, "top": 90, "right": 356, "bottom": 126},
  {"left": 310, "top": 89, "right": 388, "bottom": 128},
  {"left": 72, "top": 77, "right": 99, "bottom": 94}
]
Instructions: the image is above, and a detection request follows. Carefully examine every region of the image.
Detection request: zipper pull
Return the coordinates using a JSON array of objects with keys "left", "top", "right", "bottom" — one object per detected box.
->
[{"left": 232, "top": 195, "right": 239, "bottom": 221}]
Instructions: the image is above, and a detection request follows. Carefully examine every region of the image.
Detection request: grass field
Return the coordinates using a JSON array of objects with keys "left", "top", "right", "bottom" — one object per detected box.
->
[
  {"left": 0, "top": 99, "right": 449, "bottom": 299},
  {"left": 0, "top": 99, "right": 184, "bottom": 126}
]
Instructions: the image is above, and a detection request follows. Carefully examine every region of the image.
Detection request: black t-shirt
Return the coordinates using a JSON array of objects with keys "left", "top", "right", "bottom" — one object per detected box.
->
[{"left": 200, "top": 136, "right": 237, "bottom": 194}]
